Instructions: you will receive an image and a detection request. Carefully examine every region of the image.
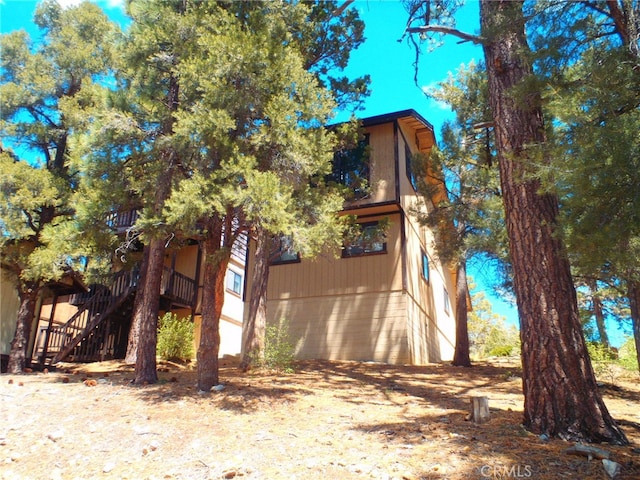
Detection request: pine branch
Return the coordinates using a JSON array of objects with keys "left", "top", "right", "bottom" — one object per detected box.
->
[
  {"left": 332, "top": 0, "right": 355, "bottom": 18},
  {"left": 405, "top": 25, "right": 485, "bottom": 45}
]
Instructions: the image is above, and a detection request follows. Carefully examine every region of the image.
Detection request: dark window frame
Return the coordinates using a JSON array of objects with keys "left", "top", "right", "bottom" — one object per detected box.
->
[
  {"left": 269, "top": 235, "right": 301, "bottom": 266},
  {"left": 329, "top": 134, "right": 370, "bottom": 199},
  {"left": 342, "top": 221, "right": 387, "bottom": 258},
  {"left": 421, "top": 249, "right": 430, "bottom": 283},
  {"left": 406, "top": 142, "right": 419, "bottom": 192}
]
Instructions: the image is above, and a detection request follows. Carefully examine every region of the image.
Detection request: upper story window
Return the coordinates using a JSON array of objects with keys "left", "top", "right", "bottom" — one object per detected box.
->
[
  {"left": 270, "top": 235, "right": 300, "bottom": 265},
  {"left": 443, "top": 286, "right": 451, "bottom": 315},
  {"left": 406, "top": 143, "right": 419, "bottom": 192},
  {"left": 421, "top": 249, "right": 429, "bottom": 282},
  {"left": 342, "top": 221, "right": 387, "bottom": 258},
  {"left": 329, "top": 134, "right": 370, "bottom": 200},
  {"left": 226, "top": 269, "right": 243, "bottom": 296}
]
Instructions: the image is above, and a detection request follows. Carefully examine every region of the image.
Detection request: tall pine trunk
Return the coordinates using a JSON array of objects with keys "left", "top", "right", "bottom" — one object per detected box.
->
[
  {"left": 627, "top": 278, "right": 640, "bottom": 373},
  {"left": 196, "top": 216, "right": 230, "bottom": 391},
  {"left": 125, "top": 246, "right": 150, "bottom": 364},
  {"left": 588, "top": 279, "right": 610, "bottom": 350},
  {"left": 480, "top": 0, "right": 627, "bottom": 444},
  {"left": 240, "top": 225, "right": 270, "bottom": 371},
  {"left": 132, "top": 237, "right": 166, "bottom": 384},
  {"left": 452, "top": 259, "right": 471, "bottom": 367},
  {"left": 7, "top": 283, "right": 39, "bottom": 373},
  {"left": 126, "top": 74, "right": 179, "bottom": 381}
]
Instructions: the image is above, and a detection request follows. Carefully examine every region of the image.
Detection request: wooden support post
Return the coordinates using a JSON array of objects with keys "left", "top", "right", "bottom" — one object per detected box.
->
[{"left": 471, "top": 396, "right": 490, "bottom": 423}]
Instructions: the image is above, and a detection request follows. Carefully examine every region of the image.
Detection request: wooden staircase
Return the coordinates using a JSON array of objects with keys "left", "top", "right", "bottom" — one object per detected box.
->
[{"left": 44, "top": 269, "right": 139, "bottom": 365}]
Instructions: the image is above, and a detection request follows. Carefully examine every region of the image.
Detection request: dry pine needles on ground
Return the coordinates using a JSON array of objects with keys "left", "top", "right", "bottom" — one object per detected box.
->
[{"left": 1, "top": 358, "right": 639, "bottom": 480}]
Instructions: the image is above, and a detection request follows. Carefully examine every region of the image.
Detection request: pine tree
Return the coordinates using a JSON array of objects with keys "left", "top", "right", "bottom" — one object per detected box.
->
[
  {"left": 529, "top": 0, "right": 640, "bottom": 372},
  {"left": 404, "top": 0, "right": 628, "bottom": 443},
  {"left": 163, "top": 1, "right": 366, "bottom": 389},
  {"left": 0, "top": 1, "right": 118, "bottom": 372}
]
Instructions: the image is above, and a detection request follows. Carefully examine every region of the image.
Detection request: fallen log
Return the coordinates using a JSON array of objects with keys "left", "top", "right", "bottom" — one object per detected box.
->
[{"left": 564, "top": 444, "right": 611, "bottom": 460}]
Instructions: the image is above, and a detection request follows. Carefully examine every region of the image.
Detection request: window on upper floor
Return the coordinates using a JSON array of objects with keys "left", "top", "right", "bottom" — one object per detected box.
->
[
  {"left": 342, "top": 221, "right": 387, "bottom": 258},
  {"left": 226, "top": 269, "right": 243, "bottom": 296},
  {"left": 421, "top": 249, "right": 429, "bottom": 282},
  {"left": 269, "top": 235, "right": 300, "bottom": 265},
  {"left": 444, "top": 286, "right": 450, "bottom": 315},
  {"left": 329, "top": 134, "right": 370, "bottom": 200},
  {"left": 406, "top": 143, "right": 419, "bottom": 192}
]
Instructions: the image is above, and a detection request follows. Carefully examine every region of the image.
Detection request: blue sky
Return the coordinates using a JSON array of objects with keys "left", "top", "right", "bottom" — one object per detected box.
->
[{"left": 1, "top": 0, "right": 630, "bottom": 346}]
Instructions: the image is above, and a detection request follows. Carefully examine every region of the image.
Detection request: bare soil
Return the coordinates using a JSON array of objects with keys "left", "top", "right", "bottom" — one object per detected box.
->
[{"left": 1, "top": 358, "right": 639, "bottom": 480}]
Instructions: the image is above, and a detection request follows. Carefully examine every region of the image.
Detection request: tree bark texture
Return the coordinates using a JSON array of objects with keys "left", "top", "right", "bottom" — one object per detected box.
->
[
  {"left": 133, "top": 237, "right": 165, "bottom": 384},
  {"left": 240, "top": 226, "right": 270, "bottom": 371},
  {"left": 627, "top": 278, "right": 640, "bottom": 373},
  {"left": 7, "top": 284, "right": 39, "bottom": 373},
  {"left": 452, "top": 260, "right": 471, "bottom": 367},
  {"left": 130, "top": 74, "right": 179, "bottom": 382},
  {"left": 197, "top": 216, "right": 230, "bottom": 391},
  {"left": 480, "top": 0, "right": 627, "bottom": 444},
  {"left": 125, "top": 245, "right": 150, "bottom": 364}
]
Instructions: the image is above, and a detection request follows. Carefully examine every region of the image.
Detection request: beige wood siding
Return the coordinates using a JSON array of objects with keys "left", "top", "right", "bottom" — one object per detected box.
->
[
  {"left": 268, "top": 291, "right": 410, "bottom": 364},
  {"left": 397, "top": 123, "right": 456, "bottom": 362},
  {"left": 265, "top": 213, "right": 403, "bottom": 299},
  {"left": 1, "top": 269, "right": 20, "bottom": 355},
  {"left": 347, "top": 123, "right": 397, "bottom": 207}
]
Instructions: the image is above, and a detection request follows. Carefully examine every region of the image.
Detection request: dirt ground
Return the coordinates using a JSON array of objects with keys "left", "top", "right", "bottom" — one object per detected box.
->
[{"left": 1, "top": 357, "right": 639, "bottom": 480}]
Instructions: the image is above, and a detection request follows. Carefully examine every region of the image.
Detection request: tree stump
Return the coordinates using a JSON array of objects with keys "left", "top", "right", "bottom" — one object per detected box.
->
[{"left": 471, "top": 396, "right": 490, "bottom": 423}]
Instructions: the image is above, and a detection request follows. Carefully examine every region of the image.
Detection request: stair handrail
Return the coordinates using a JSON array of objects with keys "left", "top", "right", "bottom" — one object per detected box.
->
[{"left": 49, "top": 269, "right": 139, "bottom": 364}]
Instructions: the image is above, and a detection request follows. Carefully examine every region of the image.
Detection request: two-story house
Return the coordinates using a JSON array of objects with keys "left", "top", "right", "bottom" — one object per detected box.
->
[
  {"left": 4, "top": 109, "right": 456, "bottom": 371},
  {"left": 243, "top": 110, "right": 457, "bottom": 364},
  {"left": 23, "top": 219, "right": 247, "bottom": 368}
]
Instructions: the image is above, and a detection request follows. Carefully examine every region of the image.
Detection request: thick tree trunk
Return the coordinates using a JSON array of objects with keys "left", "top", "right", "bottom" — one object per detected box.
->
[
  {"left": 627, "top": 278, "right": 640, "bottom": 373},
  {"left": 129, "top": 74, "right": 179, "bottom": 379},
  {"left": 125, "top": 246, "right": 150, "bottom": 364},
  {"left": 452, "top": 259, "right": 471, "bottom": 367},
  {"left": 588, "top": 279, "right": 610, "bottom": 350},
  {"left": 197, "top": 217, "right": 230, "bottom": 391},
  {"left": 240, "top": 226, "right": 271, "bottom": 371},
  {"left": 133, "top": 237, "right": 165, "bottom": 384},
  {"left": 480, "top": 0, "right": 627, "bottom": 444},
  {"left": 7, "top": 284, "right": 39, "bottom": 373}
]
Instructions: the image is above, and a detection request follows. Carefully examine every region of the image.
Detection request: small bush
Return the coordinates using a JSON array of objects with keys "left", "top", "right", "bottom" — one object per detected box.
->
[
  {"left": 157, "top": 313, "right": 194, "bottom": 362},
  {"left": 255, "top": 318, "right": 295, "bottom": 373},
  {"left": 488, "top": 345, "right": 514, "bottom": 357},
  {"left": 587, "top": 341, "right": 616, "bottom": 363},
  {"left": 617, "top": 337, "right": 639, "bottom": 372}
]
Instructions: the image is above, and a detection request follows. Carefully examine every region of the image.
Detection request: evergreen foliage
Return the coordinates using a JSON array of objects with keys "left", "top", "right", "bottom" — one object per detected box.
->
[
  {"left": 0, "top": 1, "right": 119, "bottom": 372},
  {"left": 252, "top": 318, "right": 296, "bottom": 373},
  {"left": 156, "top": 313, "right": 194, "bottom": 362},
  {"left": 468, "top": 290, "right": 520, "bottom": 360}
]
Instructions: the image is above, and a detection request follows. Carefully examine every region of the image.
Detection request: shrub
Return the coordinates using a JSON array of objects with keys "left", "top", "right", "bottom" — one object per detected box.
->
[
  {"left": 617, "top": 337, "right": 639, "bottom": 372},
  {"left": 255, "top": 318, "right": 295, "bottom": 373},
  {"left": 488, "top": 344, "right": 514, "bottom": 357},
  {"left": 156, "top": 313, "right": 194, "bottom": 362}
]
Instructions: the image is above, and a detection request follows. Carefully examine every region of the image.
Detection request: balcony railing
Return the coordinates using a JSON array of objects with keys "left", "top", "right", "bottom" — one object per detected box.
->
[
  {"left": 160, "top": 266, "right": 196, "bottom": 307},
  {"left": 106, "top": 209, "right": 139, "bottom": 233}
]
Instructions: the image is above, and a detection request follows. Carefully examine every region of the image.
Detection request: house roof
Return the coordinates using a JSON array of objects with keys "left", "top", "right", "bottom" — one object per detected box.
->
[
  {"left": 361, "top": 109, "right": 436, "bottom": 154},
  {"left": 45, "top": 270, "right": 88, "bottom": 296}
]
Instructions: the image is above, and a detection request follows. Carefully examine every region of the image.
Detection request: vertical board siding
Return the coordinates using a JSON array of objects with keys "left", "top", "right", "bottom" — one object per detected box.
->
[
  {"left": 269, "top": 291, "right": 410, "bottom": 364},
  {"left": 267, "top": 214, "right": 403, "bottom": 299}
]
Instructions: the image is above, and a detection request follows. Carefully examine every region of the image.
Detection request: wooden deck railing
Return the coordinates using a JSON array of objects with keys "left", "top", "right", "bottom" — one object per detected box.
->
[
  {"left": 48, "top": 269, "right": 139, "bottom": 364},
  {"left": 40, "top": 265, "right": 197, "bottom": 364},
  {"left": 106, "top": 209, "right": 139, "bottom": 233},
  {"left": 160, "top": 267, "right": 196, "bottom": 306}
]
